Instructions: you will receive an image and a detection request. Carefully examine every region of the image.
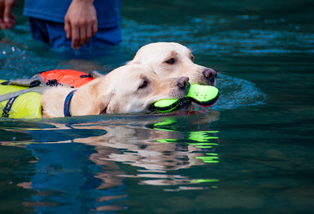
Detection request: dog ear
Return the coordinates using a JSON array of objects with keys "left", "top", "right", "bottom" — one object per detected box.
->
[
  {"left": 105, "top": 98, "right": 120, "bottom": 114},
  {"left": 99, "top": 92, "right": 114, "bottom": 114}
]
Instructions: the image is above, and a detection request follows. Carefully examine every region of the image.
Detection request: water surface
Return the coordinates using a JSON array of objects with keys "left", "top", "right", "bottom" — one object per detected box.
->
[{"left": 0, "top": 0, "right": 314, "bottom": 213}]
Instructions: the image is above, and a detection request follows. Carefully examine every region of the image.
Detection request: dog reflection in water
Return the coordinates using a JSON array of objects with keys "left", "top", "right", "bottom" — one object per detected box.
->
[{"left": 72, "top": 112, "right": 220, "bottom": 189}]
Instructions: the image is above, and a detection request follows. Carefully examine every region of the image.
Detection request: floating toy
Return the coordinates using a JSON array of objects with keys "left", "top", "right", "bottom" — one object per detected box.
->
[{"left": 153, "top": 84, "right": 219, "bottom": 112}]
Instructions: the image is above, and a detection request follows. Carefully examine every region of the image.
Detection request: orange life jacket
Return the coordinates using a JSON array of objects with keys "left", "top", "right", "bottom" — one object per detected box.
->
[{"left": 37, "top": 69, "right": 94, "bottom": 88}]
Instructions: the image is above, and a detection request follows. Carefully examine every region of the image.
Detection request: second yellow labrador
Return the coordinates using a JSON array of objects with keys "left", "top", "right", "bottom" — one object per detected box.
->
[
  {"left": 127, "top": 42, "right": 217, "bottom": 86},
  {"left": 41, "top": 64, "right": 190, "bottom": 118}
]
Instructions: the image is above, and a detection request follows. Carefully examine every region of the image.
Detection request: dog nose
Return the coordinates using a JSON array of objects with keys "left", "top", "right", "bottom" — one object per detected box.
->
[
  {"left": 177, "top": 76, "right": 189, "bottom": 89},
  {"left": 202, "top": 68, "right": 217, "bottom": 83}
]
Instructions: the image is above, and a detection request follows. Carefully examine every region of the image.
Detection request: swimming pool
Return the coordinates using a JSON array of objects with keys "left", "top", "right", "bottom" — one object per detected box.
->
[{"left": 1, "top": 0, "right": 314, "bottom": 213}]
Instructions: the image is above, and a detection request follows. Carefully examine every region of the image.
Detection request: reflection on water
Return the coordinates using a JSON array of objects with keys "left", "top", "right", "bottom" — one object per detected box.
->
[
  {"left": 1, "top": 111, "right": 220, "bottom": 211},
  {"left": 19, "top": 143, "right": 127, "bottom": 213}
]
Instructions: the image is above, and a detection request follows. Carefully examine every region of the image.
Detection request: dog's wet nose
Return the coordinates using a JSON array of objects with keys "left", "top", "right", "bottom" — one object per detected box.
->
[
  {"left": 177, "top": 76, "right": 189, "bottom": 89},
  {"left": 203, "top": 68, "right": 217, "bottom": 83}
]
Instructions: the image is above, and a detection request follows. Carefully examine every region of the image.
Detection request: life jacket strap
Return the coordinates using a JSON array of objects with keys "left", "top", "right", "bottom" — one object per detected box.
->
[
  {"left": 89, "top": 71, "right": 103, "bottom": 78},
  {"left": 0, "top": 86, "right": 50, "bottom": 103},
  {"left": 6, "top": 74, "right": 46, "bottom": 87},
  {"left": 1, "top": 96, "right": 18, "bottom": 118}
]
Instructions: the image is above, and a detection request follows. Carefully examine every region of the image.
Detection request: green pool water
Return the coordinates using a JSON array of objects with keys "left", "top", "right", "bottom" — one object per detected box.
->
[{"left": 0, "top": 0, "right": 314, "bottom": 213}]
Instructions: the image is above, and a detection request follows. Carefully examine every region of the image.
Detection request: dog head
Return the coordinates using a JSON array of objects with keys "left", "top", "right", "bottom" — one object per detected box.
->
[
  {"left": 127, "top": 42, "right": 217, "bottom": 86},
  {"left": 94, "top": 64, "right": 190, "bottom": 114}
]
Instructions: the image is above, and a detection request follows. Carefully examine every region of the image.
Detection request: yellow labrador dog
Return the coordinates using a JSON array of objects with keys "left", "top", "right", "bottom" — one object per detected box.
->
[
  {"left": 41, "top": 64, "right": 190, "bottom": 118},
  {"left": 127, "top": 42, "right": 217, "bottom": 86}
]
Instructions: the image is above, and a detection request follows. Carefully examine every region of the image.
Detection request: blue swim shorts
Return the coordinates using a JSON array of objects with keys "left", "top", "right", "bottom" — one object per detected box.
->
[{"left": 28, "top": 18, "right": 122, "bottom": 50}]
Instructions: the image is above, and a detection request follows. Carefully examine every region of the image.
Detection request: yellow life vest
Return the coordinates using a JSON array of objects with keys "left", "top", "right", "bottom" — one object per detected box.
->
[{"left": 0, "top": 80, "right": 43, "bottom": 119}]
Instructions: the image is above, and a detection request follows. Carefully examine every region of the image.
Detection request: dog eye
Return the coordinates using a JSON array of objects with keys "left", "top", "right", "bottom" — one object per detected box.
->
[
  {"left": 165, "top": 58, "right": 175, "bottom": 64},
  {"left": 191, "top": 55, "right": 195, "bottom": 61},
  {"left": 139, "top": 80, "right": 148, "bottom": 89}
]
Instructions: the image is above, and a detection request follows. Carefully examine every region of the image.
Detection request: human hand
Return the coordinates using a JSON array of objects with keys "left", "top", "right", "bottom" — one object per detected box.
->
[
  {"left": 64, "top": 0, "right": 98, "bottom": 49},
  {"left": 0, "top": 0, "right": 17, "bottom": 30}
]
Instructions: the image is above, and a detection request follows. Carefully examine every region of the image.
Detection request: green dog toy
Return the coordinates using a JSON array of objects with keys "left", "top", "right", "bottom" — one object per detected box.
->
[{"left": 153, "top": 84, "right": 219, "bottom": 112}]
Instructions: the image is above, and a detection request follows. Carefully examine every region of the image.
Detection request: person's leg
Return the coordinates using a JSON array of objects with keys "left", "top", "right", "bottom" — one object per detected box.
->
[
  {"left": 45, "top": 21, "right": 72, "bottom": 49},
  {"left": 28, "top": 17, "right": 71, "bottom": 48},
  {"left": 28, "top": 18, "right": 50, "bottom": 44},
  {"left": 45, "top": 22, "right": 122, "bottom": 50},
  {"left": 85, "top": 25, "right": 122, "bottom": 49}
]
